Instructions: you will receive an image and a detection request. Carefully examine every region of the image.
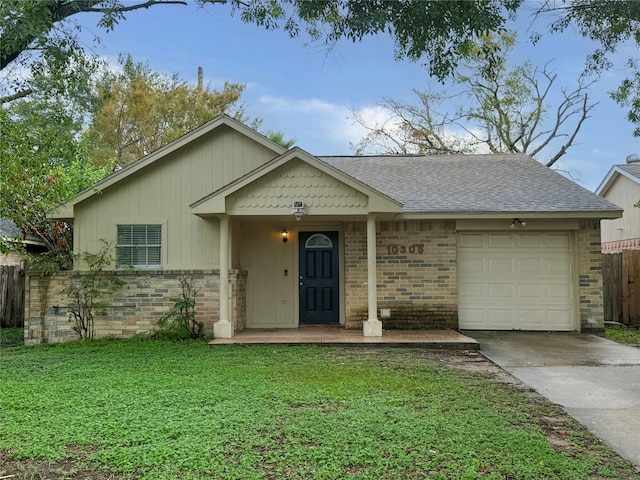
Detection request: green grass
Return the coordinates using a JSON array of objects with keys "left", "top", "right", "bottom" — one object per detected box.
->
[
  {"left": 606, "top": 326, "right": 640, "bottom": 348},
  {"left": 0, "top": 327, "right": 24, "bottom": 349},
  {"left": 0, "top": 340, "right": 637, "bottom": 480}
]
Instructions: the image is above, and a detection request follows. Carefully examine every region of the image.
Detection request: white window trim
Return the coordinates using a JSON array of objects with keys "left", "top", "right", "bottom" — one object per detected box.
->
[{"left": 112, "top": 219, "right": 168, "bottom": 270}]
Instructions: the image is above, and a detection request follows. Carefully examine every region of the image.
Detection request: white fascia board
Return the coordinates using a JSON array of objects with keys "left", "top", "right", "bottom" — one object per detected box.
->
[
  {"left": 396, "top": 210, "right": 623, "bottom": 220},
  {"left": 596, "top": 165, "right": 640, "bottom": 196},
  {"left": 66, "top": 115, "right": 287, "bottom": 208},
  {"left": 191, "top": 147, "right": 403, "bottom": 215}
]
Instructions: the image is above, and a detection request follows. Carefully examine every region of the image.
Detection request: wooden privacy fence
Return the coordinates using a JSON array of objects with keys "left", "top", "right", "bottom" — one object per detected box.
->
[
  {"left": 603, "top": 251, "right": 640, "bottom": 326},
  {"left": 0, "top": 265, "right": 25, "bottom": 328}
]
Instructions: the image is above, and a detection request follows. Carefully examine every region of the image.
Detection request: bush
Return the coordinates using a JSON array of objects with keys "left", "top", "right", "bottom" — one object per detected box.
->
[
  {"left": 65, "top": 241, "right": 125, "bottom": 340},
  {"left": 156, "top": 277, "right": 204, "bottom": 340}
]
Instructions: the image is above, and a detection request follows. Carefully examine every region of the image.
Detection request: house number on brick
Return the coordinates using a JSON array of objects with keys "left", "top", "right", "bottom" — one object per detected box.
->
[{"left": 386, "top": 244, "right": 424, "bottom": 255}]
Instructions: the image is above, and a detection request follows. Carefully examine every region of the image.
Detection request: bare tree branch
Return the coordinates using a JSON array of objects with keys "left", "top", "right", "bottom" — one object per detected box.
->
[{"left": 0, "top": 88, "right": 34, "bottom": 104}]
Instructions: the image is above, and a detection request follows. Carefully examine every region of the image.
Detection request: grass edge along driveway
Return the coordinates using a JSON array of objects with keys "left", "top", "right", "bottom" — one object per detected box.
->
[{"left": 1, "top": 339, "right": 638, "bottom": 480}]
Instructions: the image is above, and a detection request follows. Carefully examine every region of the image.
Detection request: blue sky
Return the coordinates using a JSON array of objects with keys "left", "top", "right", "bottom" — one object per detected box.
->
[{"left": 73, "top": 1, "right": 638, "bottom": 192}]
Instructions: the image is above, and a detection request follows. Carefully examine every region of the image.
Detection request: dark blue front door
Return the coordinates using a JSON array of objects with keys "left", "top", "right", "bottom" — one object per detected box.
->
[{"left": 299, "top": 231, "right": 339, "bottom": 325}]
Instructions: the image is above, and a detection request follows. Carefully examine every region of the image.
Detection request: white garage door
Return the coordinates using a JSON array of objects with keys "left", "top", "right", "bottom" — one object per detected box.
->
[{"left": 458, "top": 232, "right": 575, "bottom": 331}]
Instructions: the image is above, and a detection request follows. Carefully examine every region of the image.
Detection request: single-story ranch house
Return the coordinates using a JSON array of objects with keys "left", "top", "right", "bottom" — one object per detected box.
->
[{"left": 25, "top": 115, "right": 622, "bottom": 344}]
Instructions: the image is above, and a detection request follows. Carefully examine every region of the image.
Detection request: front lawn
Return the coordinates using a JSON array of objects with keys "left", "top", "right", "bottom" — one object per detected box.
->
[
  {"left": 0, "top": 340, "right": 637, "bottom": 479},
  {"left": 606, "top": 326, "right": 640, "bottom": 348}
]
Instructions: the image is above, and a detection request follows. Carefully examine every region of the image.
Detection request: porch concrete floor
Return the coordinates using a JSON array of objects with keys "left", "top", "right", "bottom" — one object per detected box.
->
[{"left": 208, "top": 328, "right": 479, "bottom": 350}]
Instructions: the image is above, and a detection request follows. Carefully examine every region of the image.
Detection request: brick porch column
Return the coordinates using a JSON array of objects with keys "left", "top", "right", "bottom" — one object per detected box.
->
[{"left": 363, "top": 214, "right": 382, "bottom": 336}]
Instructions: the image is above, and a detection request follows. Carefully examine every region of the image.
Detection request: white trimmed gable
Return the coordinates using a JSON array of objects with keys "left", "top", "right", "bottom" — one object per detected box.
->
[{"left": 226, "top": 159, "right": 369, "bottom": 215}]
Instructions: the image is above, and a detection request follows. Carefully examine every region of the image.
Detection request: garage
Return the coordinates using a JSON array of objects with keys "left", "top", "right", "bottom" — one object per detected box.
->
[{"left": 458, "top": 231, "right": 576, "bottom": 331}]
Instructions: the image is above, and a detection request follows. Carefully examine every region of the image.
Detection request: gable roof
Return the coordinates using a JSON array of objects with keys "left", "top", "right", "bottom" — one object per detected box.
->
[
  {"left": 322, "top": 153, "right": 622, "bottom": 217},
  {"left": 596, "top": 163, "right": 640, "bottom": 196},
  {"left": 54, "top": 115, "right": 287, "bottom": 218},
  {"left": 191, "top": 147, "right": 402, "bottom": 215},
  {"left": 0, "top": 218, "right": 46, "bottom": 246}
]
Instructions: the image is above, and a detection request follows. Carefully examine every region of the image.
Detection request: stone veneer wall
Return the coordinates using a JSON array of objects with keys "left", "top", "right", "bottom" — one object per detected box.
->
[
  {"left": 24, "top": 269, "right": 247, "bottom": 344},
  {"left": 344, "top": 219, "right": 458, "bottom": 330},
  {"left": 577, "top": 220, "right": 605, "bottom": 333}
]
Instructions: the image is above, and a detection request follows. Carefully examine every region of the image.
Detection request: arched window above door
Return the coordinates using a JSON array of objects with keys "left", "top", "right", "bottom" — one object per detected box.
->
[{"left": 304, "top": 233, "right": 333, "bottom": 248}]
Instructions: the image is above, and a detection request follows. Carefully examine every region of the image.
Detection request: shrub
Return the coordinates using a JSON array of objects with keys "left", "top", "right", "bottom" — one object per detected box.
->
[
  {"left": 65, "top": 241, "right": 125, "bottom": 340},
  {"left": 157, "top": 277, "right": 203, "bottom": 340}
]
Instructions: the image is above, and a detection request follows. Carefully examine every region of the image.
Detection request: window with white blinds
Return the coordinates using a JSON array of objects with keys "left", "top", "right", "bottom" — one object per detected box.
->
[{"left": 116, "top": 225, "right": 161, "bottom": 268}]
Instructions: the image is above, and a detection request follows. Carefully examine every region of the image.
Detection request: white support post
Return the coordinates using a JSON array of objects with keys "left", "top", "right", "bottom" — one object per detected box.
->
[
  {"left": 214, "top": 215, "right": 232, "bottom": 338},
  {"left": 363, "top": 214, "right": 382, "bottom": 336}
]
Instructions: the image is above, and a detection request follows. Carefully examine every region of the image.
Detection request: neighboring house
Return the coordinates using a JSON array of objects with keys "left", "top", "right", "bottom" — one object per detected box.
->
[
  {"left": 0, "top": 218, "right": 46, "bottom": 266},
  {"left": 596, "top": 158, "right": 640, "bottom": 253},
  {"left": 25, "top": 115, "right": 622, "bottom": 344}
]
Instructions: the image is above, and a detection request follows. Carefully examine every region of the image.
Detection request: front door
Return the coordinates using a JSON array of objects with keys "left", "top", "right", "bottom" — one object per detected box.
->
[{"left": 299, "top": 231, "right": 339, "bottom": 325}]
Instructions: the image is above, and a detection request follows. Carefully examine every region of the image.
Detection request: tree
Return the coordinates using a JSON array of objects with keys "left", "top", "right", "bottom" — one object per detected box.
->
[
  {"left": 241, "top": 0, "right": 521, "bottom": 80},
  {"left": 86, "top": 55, "right": 251, "bottom": 168},
  {"left": 267, "top": 131, "right": 296, "bottom": 149},
  {"left": 5, "top": 0, "right": 640, "bottom": 137},
  {"left": 352, "top": 33, "right": 595, "bottom": 167},
  {"left": 536, "top": 1, "right": 640, "bottom": 136},
  {"left": 0, "top": 94, "right": 110, "bottom": 270},
  {"left": 1, "top": 0, "right": 522, "bottom": 104},
  {"left": 0, "top": 0, "right": 199, "bottom": 104},
  {"left": 351, "top": 91, "right": 472, "bottom": 156}
]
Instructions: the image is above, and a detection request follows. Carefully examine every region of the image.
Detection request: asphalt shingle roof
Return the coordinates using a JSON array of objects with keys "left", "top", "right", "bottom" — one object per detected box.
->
[
  {"left": 0, "top": 218, "right": 21, "bottom": 238},
  {"left": 616, "top": 163, "right": 640, "bottom": 180},
  {"left": 320, "top": 153, "right": 621, "bottom": 214}
]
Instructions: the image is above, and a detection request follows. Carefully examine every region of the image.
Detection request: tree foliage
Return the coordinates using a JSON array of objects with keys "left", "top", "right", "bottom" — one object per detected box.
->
[
  {"left": 267, "top": 130, "right": 296, "bottom": 149},
  {"left": 5, "top": 0, "right": 640, "bottom": 137},
  {"left": 353, "top": 33, "right": 595, "bottom": 167},
  {"left": 2, "top": 0, "right": 524, "bottom": 104},
  {"left": 538, "top": 0, "right": 640, "bottom": 135},
  {"left": 86, "top": 55, "right": 250, "bottom": 168},
  {"left": 0, "top": 0, "right": 199, "bottom": 103},
  {"left": 0, "top": 98, "right": 110, "bottom": 271},
  {"left": 241, "top": 0, "right": 522, "bottom": 80}
]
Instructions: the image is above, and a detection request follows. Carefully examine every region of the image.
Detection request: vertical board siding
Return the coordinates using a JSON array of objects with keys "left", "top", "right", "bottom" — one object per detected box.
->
[
  {"left": 622, "top": 250, "right": 640, "bottom": 325},
  {"left": 74, "top": 126, "right": 278, "bottom": 270},
  {"left": 0, "top": 265, "right": 25, "bottom": 328},
  {"left": 603, "top": 250, "right": 640, "bottom": 325},
  {"left": 601, "top": 176, "right": 640, "bottom": 245},
  {"left": 603, "top": 253, "right": 622, "bottom": 323}
]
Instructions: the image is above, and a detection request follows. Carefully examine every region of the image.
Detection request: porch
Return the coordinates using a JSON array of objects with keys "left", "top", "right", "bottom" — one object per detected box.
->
[{"left": 209, "top": 327, "right": 479, "bottom": 350}]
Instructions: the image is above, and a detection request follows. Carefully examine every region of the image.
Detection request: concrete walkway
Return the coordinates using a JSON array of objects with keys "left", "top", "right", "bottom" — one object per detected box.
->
[{"left": 471, "top": 331, "right": 640, "bottom": 468}]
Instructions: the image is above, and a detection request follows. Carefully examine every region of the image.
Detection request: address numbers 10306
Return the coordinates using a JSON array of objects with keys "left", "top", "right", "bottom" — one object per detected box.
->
[{"left": 386, "top": 244, "right": 424, "bottom": 255}]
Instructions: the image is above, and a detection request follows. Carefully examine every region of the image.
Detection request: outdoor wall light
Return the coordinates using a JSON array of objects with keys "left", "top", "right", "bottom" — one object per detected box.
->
[
  {"left": 291, "top": 201, "right": 307, "bottom": 221},
  {"left": 281, "top": 229, "right": 289, "bottom": 243},
  {"left": 510, "top": 218, "right": 527, "bottom": 229}
]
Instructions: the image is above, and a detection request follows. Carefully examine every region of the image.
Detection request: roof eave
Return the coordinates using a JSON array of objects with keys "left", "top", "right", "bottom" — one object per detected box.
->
[
  {"left": 596, "top": 165, "right": 640, "bottom": 196},
  {"left": 64, "top": 115, "right": 287, "bottom": 209},
  {"left": 191, "top": 147, "right": 403, "bottom": 215},
  {"left": 395, "top": 210, "right": 623, "bottom": 220}
]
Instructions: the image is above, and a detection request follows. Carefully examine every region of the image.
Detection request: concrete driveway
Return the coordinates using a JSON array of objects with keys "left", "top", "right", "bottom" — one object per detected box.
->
[{"left": 470, "top": 331, "right": 640, "bottom": 468}]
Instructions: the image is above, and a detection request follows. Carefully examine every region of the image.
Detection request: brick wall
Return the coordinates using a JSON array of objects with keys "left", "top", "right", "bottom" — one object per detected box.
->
[
  {"left": 25, "top": 269, "right": 247, "bottom": 344},
  {"left": 577, "top": 220, "right": 605, "bottom": 333},
  {"left": 344, "top": 219, "right": 458, "bottom": 330}
]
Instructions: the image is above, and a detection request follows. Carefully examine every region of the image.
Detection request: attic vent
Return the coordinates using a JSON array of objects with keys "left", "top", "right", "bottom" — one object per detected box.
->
[{"left": 626, "top": 154, "right": 640, "bottom": 163}]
